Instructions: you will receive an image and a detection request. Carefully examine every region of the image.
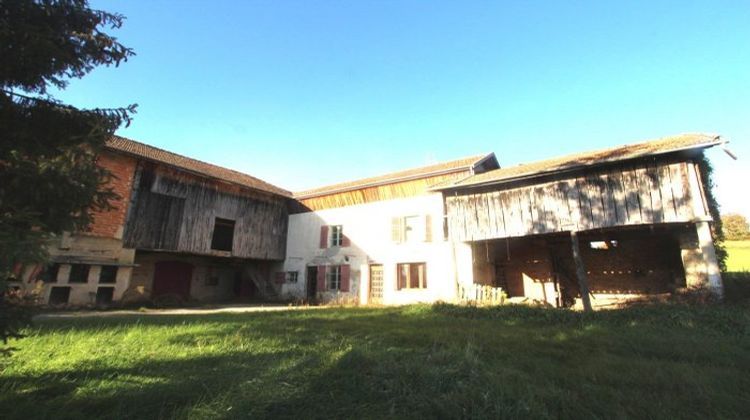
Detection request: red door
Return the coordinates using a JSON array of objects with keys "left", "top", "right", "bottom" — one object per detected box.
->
[{"left": 152, "top": 261, "right": 193, "bottom": 300}]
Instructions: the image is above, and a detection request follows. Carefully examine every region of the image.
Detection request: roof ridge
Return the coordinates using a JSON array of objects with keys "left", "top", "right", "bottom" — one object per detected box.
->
[{"left": 294, "top": 152, "right": 492, "bottom": 198}]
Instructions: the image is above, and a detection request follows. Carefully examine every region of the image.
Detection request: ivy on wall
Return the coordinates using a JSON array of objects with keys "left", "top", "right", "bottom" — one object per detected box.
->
[{"left": 697, "top": 152, "right": 728, "bottom": 272}]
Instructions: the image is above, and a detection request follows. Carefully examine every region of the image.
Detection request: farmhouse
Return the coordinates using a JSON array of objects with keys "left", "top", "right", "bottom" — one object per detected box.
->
[{"left": 11, "top": 133, "right": 725, "bottom": 308}]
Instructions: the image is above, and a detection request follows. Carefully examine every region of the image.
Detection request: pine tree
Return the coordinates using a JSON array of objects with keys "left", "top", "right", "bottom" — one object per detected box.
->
[{"left": 0, "top": 0, "right": 135, "bottom": 353}]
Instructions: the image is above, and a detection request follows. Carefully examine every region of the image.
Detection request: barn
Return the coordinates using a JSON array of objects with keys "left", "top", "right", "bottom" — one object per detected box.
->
[{"left": 437, "top": 133, "right": 724, "bottom": 309}]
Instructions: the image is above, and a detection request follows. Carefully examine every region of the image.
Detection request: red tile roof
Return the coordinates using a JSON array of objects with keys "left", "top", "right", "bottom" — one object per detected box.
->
[
  {"left": 106, "top": 136, "right": 291, "bottom": 197},
  {"left": 294, "top": 153, "right": 496, "bottom": 199},
  {"left": 437, "top": 133, "right": 722, "bottom": 190}
]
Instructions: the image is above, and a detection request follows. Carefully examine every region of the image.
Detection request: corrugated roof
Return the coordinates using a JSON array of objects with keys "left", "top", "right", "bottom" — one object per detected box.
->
[
  {"left": 105, "top": 136, "right": 292, "bottom": 197},
  {"left": 437, "top": 133, "right": 722, "bottom": 190},
  {"left": 295, "top": 153, "right": 496, "bottom": 199}
]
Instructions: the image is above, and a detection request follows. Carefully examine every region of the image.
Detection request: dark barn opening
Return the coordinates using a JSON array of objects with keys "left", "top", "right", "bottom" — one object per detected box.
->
[
  {"left": 48, "top": 287, "right": 71, "bottom": 305},
  {"left": 211, "top": 218, "right": 236, "bottom": 252}
]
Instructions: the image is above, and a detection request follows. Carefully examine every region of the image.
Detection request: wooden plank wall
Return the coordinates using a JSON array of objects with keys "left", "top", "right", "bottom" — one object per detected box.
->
[
  {"left": 445, "top": 161, "right": 708, "bottom": 242},
  {"left": 123, "top": 167, "right": 288, "bottom": 260},
  {"left": 298, "top": 172, "right": 469, "bottom": 211}
]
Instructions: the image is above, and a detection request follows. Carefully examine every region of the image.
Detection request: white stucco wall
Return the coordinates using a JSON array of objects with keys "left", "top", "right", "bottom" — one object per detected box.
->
[{"left": 281, "top": 193, "right": 468, "bottom": 305}]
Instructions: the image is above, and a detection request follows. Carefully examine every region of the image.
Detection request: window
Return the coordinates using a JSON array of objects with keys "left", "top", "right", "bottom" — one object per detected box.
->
[
  {"left": 330, "top": 225, "right": 343, "bottom": 247},
  {"left": 211, "top": 218, "right": 235, "bottom": 251},
  {"left": 403, "top": 216, "right": 423, "bottom": 242},
  {"left": 590, "top": 240, "right": 618, "bottom": 250},
  {"left": 68, "top": 264, "right": 90, "bottom": 283},
  {"left": 397, "top": 263, "right": 427, "bottom": 290},
  {"left": 99, "top": 265, "right": 118, "bottom": 284},
  {"left": 392, "top": 215, "right": 432, "bottom": 243},
  {"left": 48, "top": 286, "right": 71, "bottom": 305},
  {"left": 96, "top": 287, "right": 115, "bottom": 305},
  {"left": 286, "top": 271, "right": 299, "bottom": 283},
  {"left": 39, "top": 263, "right": 61, "bottom": 283},
  {"left": 327, "top": 265, "right": 342, "bottom": 290}
]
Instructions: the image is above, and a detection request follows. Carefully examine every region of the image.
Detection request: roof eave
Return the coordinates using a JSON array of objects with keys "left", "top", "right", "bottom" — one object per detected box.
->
[
  {"left": 104, "top": 146, "right": 293, "bottom": 198},
  {"left": 294, "top": 166, "right": 471, "bottom": 199},
  {"left": 434, "top": 138, "right": 723, "bottom": 192}
]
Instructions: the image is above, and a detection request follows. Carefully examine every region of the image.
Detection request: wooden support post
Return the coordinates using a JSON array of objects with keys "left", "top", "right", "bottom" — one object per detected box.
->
[
  {"left": 696, "top": 221, "right": 724, "bottom": 297},
  {"left": 570, "top": 231, "right": 593, "bottom": 312}
]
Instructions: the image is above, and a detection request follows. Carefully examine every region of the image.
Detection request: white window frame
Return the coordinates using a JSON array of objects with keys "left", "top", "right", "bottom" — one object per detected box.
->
[
  {"left": 330, "top": 225, "right": 343, "bottom": 247},
  {"left": 327, "top": 265, "right": 341, "bottom": 290}
]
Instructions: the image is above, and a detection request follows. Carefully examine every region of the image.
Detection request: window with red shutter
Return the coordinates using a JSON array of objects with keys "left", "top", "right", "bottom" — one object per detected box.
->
[
  {"left": 319, "top": 226, "right": 329, "bottom": 248},
  {"left": 316, "top": 265, "right": 326, "bottom": 291},
  {"left": 274, "top": 272, "right": 285, "bottom": 284},
  {"left": 340, "top": 265, "right": 350, "bottom": 292}
]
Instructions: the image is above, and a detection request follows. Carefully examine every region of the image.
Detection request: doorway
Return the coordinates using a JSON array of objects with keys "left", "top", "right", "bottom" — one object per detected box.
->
[
  {"left": 306, "top": 266, "right": 318, "bottom": 299},
  {"left": 152, "top": 261, "right": 193, "bottom": 300},
  {"left": 369, "top": 264, "right": 383, "bottom": 304}
]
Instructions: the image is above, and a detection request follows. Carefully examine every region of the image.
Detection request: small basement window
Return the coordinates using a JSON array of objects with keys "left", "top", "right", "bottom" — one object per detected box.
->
[
  {"left": 48, "top": 286, "right": 71, "bottom": 305},
  {"left": 68, "top": 264, "right": 90, "bottom": 283},
  {"left": 99, "top": 266, "right": 118, "bottom": 284},
  {"left": 590, "top": 240, "right": 619, "bottom": 250},
  {"left": 96, "top": 287, "right": 115, "bottom": 305},
  {"left": 211, "top": 218, "right": 235, "bottom": 251}
]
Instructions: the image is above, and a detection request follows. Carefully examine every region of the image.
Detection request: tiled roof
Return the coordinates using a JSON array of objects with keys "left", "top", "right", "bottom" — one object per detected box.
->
[
  {"left": 438, "top": 133, "right": 722, "bottom": 190},
  {"left": 105, "top": 136, "right": 292, "bottom": 197},
  {"left": 295, "top": 153, "right": 496, "bottom": 199}
]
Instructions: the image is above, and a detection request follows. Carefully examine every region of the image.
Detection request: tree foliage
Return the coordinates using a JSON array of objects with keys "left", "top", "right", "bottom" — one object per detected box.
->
[
  {"left": 0, "top": 0, "right": 135, "bottom": 352},
  {"left": 722, "top": 214, "right": 750, "bottom": 241}
]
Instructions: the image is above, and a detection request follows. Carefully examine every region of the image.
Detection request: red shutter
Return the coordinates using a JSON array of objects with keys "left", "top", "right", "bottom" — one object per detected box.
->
[
  {"left": 316, "top": 265, "right": 326, "bottom": 291},
  {"left": 319, "top": 225, "right": 329, "bottom": 248},
  {"left": 340, "top": 265, "right": 350, "bottom": 292},
  {"left": 274, "top": 272, "right": 286, "bottom": 284},
  {"left": 342, "top": 233, "right": 351, "bottom": 247}
]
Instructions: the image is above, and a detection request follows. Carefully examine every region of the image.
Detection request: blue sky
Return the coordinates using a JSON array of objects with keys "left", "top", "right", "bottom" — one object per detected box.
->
[{"left": 58, "top": 1, "right": 748, "bottom": 215}]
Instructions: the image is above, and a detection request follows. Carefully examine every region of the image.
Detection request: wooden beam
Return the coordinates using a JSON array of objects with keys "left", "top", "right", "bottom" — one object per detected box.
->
[{"left": 570, "top": 230, "right": 593, "bottom": 312}]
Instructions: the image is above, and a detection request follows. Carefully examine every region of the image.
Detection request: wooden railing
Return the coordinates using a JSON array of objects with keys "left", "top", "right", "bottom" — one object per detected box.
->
[{"left": 458, "top": 284, "right": 506, "bottom": 305}]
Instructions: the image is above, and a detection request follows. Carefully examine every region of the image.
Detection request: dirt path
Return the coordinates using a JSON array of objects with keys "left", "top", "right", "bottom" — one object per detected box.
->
[{"left": 34, "top": 304, "right": 323, "bottom": 319}]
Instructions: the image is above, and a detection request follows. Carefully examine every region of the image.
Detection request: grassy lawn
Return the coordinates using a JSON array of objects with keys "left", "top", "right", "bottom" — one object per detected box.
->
[
  {"left": 726, "top": 240, "right": 750, "bottom": 272},
  {"left": 1, "top": 304, "right": 749, "bottom": 419}
]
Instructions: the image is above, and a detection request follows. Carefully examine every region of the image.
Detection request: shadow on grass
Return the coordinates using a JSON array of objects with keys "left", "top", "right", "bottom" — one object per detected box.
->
[{"left": 2, "top": 303, "right": 750, "bottom": 419}]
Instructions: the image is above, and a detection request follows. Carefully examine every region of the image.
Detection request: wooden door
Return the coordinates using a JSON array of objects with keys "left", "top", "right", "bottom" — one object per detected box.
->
[
  {"left": 153, "top": 261, "right": 193, "bottom": 300},
  {"left": 369, "top": 264, "right": 384, "bottom": 304},
  {"left": 306, "top": 266, "right": 318, "bottom": 299}
]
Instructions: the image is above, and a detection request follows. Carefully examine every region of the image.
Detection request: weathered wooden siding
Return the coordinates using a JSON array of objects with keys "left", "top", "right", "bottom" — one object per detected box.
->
[
  {"left": 298, "top": 172, "right": 470, "bottom": 211},
  {"left": 446, "top": 161, "right": 708, "bottom": 242},
  {"left": 124, "top": 167, "right": 288, "bottom": 260}
]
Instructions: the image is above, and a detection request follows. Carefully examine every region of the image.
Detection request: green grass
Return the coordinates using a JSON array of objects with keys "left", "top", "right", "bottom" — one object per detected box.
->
[
  {"left": 726, "top": 240, "right": 750, "bottom": 272},
  {"left": 2, "top": 304, "right": 750, "bottom": 419}
]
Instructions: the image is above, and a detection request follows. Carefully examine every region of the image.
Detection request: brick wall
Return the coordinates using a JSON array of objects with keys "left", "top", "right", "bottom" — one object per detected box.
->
[{"left": 87, "top": 151, "right": 137, "bottom": 238}]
